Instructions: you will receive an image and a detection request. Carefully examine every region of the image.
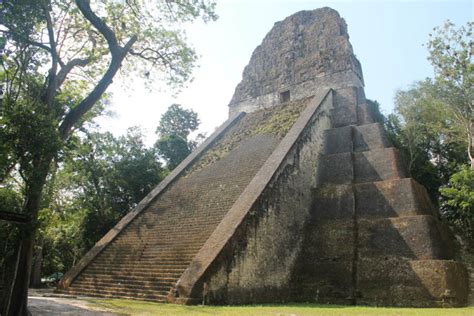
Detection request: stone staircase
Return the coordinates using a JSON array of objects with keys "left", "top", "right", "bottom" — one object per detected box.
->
[
  {"left": 59, "top": 105, "right": 294, "bottom": 301},
  {"left": 294, "top": 103, "right": 468, "bottom": 306}
]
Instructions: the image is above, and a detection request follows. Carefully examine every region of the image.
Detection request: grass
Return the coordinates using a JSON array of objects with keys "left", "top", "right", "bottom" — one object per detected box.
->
[{"left": 88, "top": 299, "right": 474, "bottom": 316}]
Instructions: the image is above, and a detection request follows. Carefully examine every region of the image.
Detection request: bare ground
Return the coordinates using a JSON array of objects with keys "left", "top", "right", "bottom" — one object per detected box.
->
[{"left": 28, "top": 288, "right": 118, "bottom": 316}]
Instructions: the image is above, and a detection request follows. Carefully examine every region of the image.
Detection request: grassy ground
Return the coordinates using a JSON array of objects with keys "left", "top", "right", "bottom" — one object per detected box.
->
[{"left": 88, "top": 299, "right": 474, "bottom": 316}]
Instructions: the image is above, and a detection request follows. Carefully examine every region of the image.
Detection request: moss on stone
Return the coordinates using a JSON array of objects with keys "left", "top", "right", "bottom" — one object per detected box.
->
[{"left": 185, "top": 96, "right": 313, "bottom": 176}]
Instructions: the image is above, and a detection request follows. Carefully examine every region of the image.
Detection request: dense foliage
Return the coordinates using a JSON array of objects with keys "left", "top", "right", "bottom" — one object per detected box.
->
[
  {"left": 35, "top": 127, "right": 166, "bottom": 278},
  {"left": 0, "top": 0, "right": 216, "bottom": 314},
  {"left": 440, "top": 166, "right": 474, "bottom": 243},
  {"left": 155, "top": 104, "right": 202, "bottom": 169},
  {"left": 35, "top": 106, "right": 201, "bottom": 280},
  {"left": 385, "top": 21, "right": 473, "bottom": 246}
]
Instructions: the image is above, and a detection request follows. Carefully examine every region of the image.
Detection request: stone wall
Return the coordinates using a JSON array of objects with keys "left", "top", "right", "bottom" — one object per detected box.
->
[
  {"left": 196, "top": 92, "right": 334, "bottom": 304},
  {"left": 229, "top": 8, "right": 363, "bottom": 115}
]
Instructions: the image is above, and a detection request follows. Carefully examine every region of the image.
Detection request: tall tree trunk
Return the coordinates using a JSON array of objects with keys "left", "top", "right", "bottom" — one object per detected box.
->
[
  {"left": 30, "top": 238, "right": 43, "bottom": 288},
  {"left": 3, "top": 237, "right": 34, "bottom": 316},
  {"left": 3, "top": 156, "right": 52, "bottom": 316}
]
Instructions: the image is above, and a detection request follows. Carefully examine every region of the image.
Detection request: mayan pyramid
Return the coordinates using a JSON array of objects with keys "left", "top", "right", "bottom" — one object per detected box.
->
[{"left": 58, "top": 7, "right": 469, "bottom": 307}]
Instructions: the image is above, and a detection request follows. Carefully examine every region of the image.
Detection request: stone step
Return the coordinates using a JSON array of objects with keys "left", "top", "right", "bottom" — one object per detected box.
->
[
  {"left": 72, "top": 281, "right": 175, "bottom": 293},
  {"left": 96, "top": 249, "right": 199, "bottom": 259},
  {"left": 86, "top": 262, "right": 189, "bottom": 273},
  {"left": 322, "top": 123, "right": 389, "bottom": 155},
  {"left": 83, "top": 266, "right": 185, "bottom": 276},
  {"left": 84, "top": 267, "right": 187, "bottom": 277},
  {"left": 311, "top": 184, "right": 354, "bottom": 220},
  {"left": 358, "top": 215, "right": 453, "bottom": 260},
  {"left": 112, "top": 235, "right": 213, "bottom": 243},
  {"left": 322, "top": 125, "right": 352, "bottom": 154},
  {"left": 94, "top": 251, "right": 196, "bottom": 260},
  {"left": 90, "top": 260, "right": 190, "bottom": 268},
  {"left": 116, "top": 228, "right": 219, "bottom": 235},
  {"left": 353, "top": 148, "right": 408, "bottom": 183},
  {"left": 357, "top": 102, "right": 376, "bottom": 125},
  {"left": 330, "top": 87, "right": 359, "bottom": 128},
  {"left": 90, "top": 258, "right": 193, "bottom": 267},
  {"left": 62, "top": 287, "right": 168, "bottom": 302},
  {"left": 295, "top": 260, "right": 354, "bottom": 302},
  {"left": 353, "top": 123, "right": 390, "bottom": 153},
  {"left": 79, "top": 268, "right": 184, "bottom": 280},
  {"left": 311, "top": 178, "right": 434, "bottom": 221},
  {"left": 301, "top": 215, "right": 453, "bottom": 262},
  {"left": 301, "top": 219, "right": 355, "bottom": 262},
  {"left": 119, "top": 216, "right": 223, "bottom": 224},
  {"left": 107, "top": 239, "right": 205, "bottom": 247},
  {"left": 315, "top": 152, "right": 353, "bottom": 185},
  {"left": 357, "top": 258, "right": 468, "bottom": 307},
  {"left": 72, "top": 279, "right": 175, "bottom": 292},
  {"left": 77, "top": 273, "right": 181, "bottom": 284},
  {"left": 89, "top": 260, "right": 191, "bottom": 269},
  {"left": 354, "top": 178, "right": 434, "bottom": 219},
  {"left": 316, "top": 148, "right": 408, "bottom": 185}
]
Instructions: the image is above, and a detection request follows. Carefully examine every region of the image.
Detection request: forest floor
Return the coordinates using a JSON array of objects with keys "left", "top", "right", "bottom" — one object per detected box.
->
[{"left": 28, "top": 288, "right": 116, "bottom": 315}]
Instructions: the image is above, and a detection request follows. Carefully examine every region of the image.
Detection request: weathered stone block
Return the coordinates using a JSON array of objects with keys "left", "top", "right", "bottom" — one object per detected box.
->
[
  {"left": 353, "top": 123, "right": 390, "bottom": 152},
  {"left": 296, "top": 261, "right": 354, "bottom": 304},
  {"left": 322, "top": 126, "right": 352, "bottom": 155},
  {"left": 357, "top": 258, "right": 468, "bottom": 307},
  {"left": 353, "top": 148, "right": 408, "bottom": 183},
  {"left": 316, "top": 152, "right": 353, "bottom": 185},
  {"left": 312, "top": 184, "right": 354, "bottom": 220},
  {"left": 331, "top": 87, "right": 358, "bottom": 127},
  {"left": 355, "top": 178, "right": 432, "bottom": 218},
  {"left": 358, "top": 215, "right": 452, "bottom": 260},
  {"left": 303, "top": 219, "right": 354, "bottom": 260},
  {"left": 356, "top": 103, "right": 375, "bottom": 125}
]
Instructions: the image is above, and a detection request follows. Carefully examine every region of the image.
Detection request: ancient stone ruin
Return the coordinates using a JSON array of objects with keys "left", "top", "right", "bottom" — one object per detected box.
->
[{"left": 58, "top": 8, "right": 469, "bottom": 306}]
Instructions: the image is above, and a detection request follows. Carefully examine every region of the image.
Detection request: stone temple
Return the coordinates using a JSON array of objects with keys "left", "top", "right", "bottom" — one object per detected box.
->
[{"left": 58, "top": 8, "right": 469, "bottom": 306}]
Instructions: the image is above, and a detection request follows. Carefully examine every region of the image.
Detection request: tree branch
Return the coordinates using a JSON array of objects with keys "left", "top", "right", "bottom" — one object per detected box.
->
[
  {"left": 0, "top": 30, "right": 51, "bottom": 53},
  {"left": 57, "top": 57, "right": 92, "bottom": 87},
  {"left": 43, "top": 5, "right": 60, "bottom": 107},
  {"left": 58, "top": 37, "right": 136, "bottom": 138},
  {"left": 75, "top": 0, "right": 119, "bottom": 52},
  {"left": 59, "top": 1, "right": 138, "bottom": 138}
]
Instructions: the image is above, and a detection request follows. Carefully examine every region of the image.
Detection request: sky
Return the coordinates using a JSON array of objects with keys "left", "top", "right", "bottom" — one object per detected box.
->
[{"left": 96, "top": 0, "right": 473, "bottom": 146}]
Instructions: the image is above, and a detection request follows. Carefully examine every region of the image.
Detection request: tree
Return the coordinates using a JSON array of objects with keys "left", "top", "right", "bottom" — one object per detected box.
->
[
  {"left": 71, "top": 128, "right": 166, "bottom": 249},
  {"left": 0, "top": 1, "right": 216, "bottom": 314},
  {"left": 387, "top": 80, "right": 468, "bottom": 199},
  {"left": 31, "top": 127, "right": 166, "bottom": 279},
  {"left": 156, "top": 103, "right": 200, "bottom": 140},
  {"left": 386, "top": 21, "right": 473, "bottom": 243},
  {"left": 426, "top": 21, "right": 473, "bottom": 169},
  {"left": 155, "top": 104, "right": 201, "bottom": 169},
  {"left": 440, "top": 166, "right": 474, "bottom": 245},
  {"left": 156, "top": 134, "right": 192, "bottom": 169},
  {"left": 366, "top": 99, "right": 385, "bottom": 125}
]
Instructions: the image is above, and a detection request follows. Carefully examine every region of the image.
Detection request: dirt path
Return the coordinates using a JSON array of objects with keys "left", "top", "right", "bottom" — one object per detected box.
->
[{"left": 28, "top": 289, "right": 118, "bottom": 316}]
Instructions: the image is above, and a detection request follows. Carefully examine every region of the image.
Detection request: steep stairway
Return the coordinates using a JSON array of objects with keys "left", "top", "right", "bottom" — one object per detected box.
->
[
  {"left": 296, "top": 101, "right": 468, "bottom": 306},
  {"left": 59, "top": 99, "right": 310, "bottom": 302},
  {"left": 62, "top": 134, "right": 279, "bottom": 301}
]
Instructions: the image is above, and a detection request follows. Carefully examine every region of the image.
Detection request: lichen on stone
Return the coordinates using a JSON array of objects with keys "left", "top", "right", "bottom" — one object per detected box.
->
[{"left": 185, "top": 96, "right": 313, "bottom": 176}]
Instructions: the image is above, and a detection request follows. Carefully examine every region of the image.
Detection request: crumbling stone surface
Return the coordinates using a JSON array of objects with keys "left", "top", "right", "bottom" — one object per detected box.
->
[
  {"left": 229, "top": 8, "right": 363, "bottom": 115},
  {"left": 186, "top": 96, "right": 311, "bottom": 175},
  {"left": 197, "top": 92, "right": 334, "bottom": 305}
]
